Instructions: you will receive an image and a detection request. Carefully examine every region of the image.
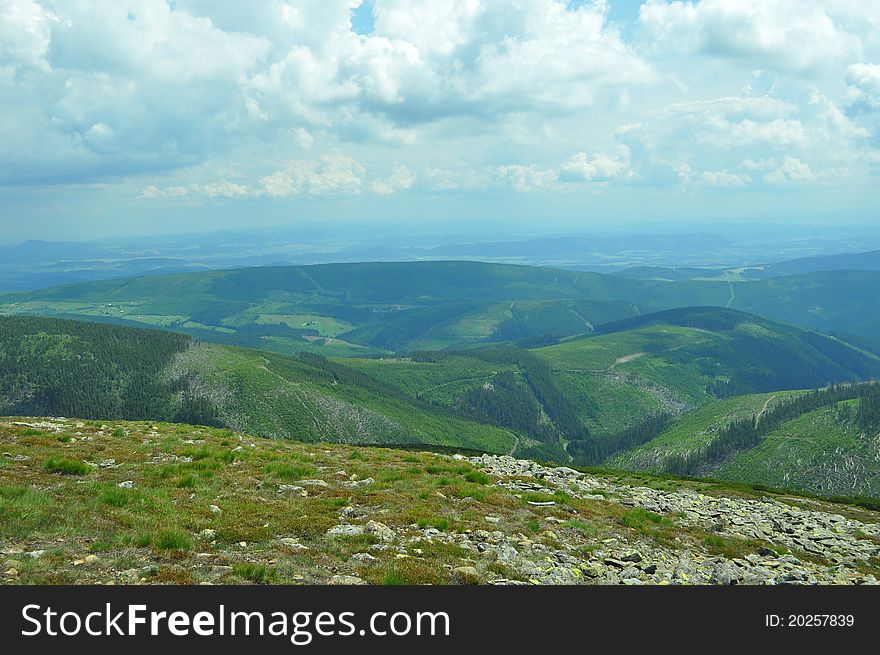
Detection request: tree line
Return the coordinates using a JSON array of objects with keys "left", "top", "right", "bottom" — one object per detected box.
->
[
  {"left": 661, "top": 383, "right": 879, "bottom": 476},
  {"left": 0, "top": 316, "right": 221, "bottom": 427}
]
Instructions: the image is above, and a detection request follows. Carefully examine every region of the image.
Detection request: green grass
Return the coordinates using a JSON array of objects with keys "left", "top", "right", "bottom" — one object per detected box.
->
[
  {"left": 154, "top": 528, "right": 193, "bottom": 551},
  {"left": 99, "top": 486, "right": 133, "bottom": 507},
  {"left": 463, "top": 471, "right": 491, "bottom": 484},
  {"left": 43, "top": 456, "right": 90, "bottom": 476},
  {"left": 232, "top": 563, "right": 276, "bottom": 584},
  {"left": 416, "top": 517, "right": 450, "bottom": 531},
  {"left": 264, "top": 462, "right": 317, "bottom": 481},
  {"left": 620, "top": 507, "right": 669, "bottom": 531},
  {"left": 2, "top": 416, "right": 880, "bottom": 585}
]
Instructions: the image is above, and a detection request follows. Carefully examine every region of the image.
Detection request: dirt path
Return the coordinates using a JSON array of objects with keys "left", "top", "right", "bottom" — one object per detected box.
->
[
  {"left": 725, "top": 281, "right": 736, "bottom": 308},
  {"left": 755, "top": 395, "right": 778, "bottom": 428},
  {"left": 611, "top": 352, "right": 646, "bottom": 369}
]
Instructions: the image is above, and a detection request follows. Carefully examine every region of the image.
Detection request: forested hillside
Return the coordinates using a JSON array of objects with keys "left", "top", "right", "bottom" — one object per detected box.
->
[
  {"left": 0, "top": 316, "right": 514, "bottom": 454},
  {"left": 610, "top": 383, "right": 880, "bottom": 499},
  {"left": 344, "top": 308, "right": 880, "bottom": 464},
  {"left": 3, "top": 262, "right": 880, "bottom": 356},
  {"left": 3, "top": 309, "right": 880, "bottom": 497},
  {"left": 0, "top": 316, "right": 215, "bottom": 425}
]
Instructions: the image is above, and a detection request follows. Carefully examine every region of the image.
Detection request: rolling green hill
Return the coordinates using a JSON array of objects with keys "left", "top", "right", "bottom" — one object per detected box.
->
[
  {"left": 609, "top": 383, "right": 880, "bottom": 499},
  {"left": 343, "top": 308, "right": 880, "bottom": 465},
  {"left": 3, "top": 262, "right": 880, "bottom": 355},
  {"left": 0, "top": 316, "right": 515, "bottom": 454},
  {"left": 4, "top": 312, "right": 880, "bottom": 497}
]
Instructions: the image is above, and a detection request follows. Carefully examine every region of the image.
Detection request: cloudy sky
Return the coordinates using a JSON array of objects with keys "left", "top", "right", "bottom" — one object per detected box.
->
[{"left": 1, "top": 0, "right": 879, "bottom": 243}]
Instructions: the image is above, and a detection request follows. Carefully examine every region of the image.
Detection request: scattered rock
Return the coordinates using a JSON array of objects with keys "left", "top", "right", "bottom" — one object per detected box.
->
[
  {"left": 342, "top": 477, "right": 374, "bottom": 488},
  {"left": 350, "top": 552, "right": 378, "bottom": 564},
  {"left": 327, "top": 524, "right": 365, "bottom": 537},
  {"left": 364, "top": 520, "right": 394, "bottom": 542},
  {"left": 278, "top": 484, "right": 308, "bottom": 496},
  {"left": 329, "top": 575, "right": 366, "bottom": 585},
  {"left": 276, "top": 538, "right": 309, "bottom": 551}
]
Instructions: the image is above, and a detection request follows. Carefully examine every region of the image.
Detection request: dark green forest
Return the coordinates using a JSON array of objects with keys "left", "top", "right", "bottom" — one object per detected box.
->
[{"left": 0, "top": 316, "right": 219, "bottom": 425}]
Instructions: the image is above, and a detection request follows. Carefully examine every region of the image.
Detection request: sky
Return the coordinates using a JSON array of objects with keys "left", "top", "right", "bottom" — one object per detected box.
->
[{"left": 1, "top": 0, "right": 879, "bottom": 243}]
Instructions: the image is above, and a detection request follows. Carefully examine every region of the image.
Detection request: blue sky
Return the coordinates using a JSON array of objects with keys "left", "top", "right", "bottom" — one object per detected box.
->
[{"left": 1, "top": 0, "right": 878, "bottom": 243}]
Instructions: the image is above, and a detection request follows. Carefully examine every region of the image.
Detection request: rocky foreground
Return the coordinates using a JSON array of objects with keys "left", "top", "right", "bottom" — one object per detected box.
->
[
  {"left": 461, "top": 455, "right": 880, "bottom": 585},
  {"left": 1, "top": 418, "right": 879, "bottom": 585}
]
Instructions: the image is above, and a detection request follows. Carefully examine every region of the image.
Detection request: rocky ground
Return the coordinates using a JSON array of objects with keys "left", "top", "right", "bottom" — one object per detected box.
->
[
  {"left": 2, "top": 418, "right": 879, "bottom": 585},
  {"left": 462, "top": 454, "right": 880, "bottom": 585}
]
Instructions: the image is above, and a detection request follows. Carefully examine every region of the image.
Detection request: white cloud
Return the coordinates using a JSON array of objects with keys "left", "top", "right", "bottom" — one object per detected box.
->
[
  {"left": 497, "top": 148, "right": 633, "bottom": 191},
  {"left": 496, "top": 164, "right": 558, "bottom": 192},
  {"left": 260, "top": 150, "right": 366, "bottom": 197},
  {"left": 0, "top": 0, "right": 56, "bottom": 70},
  {"left": 194, "top": 181, "right": 254, "bottom": 198},
  {"left": 370, "top": 164, "right": 416, "bottom": 195},
  {"left": 762, "top": 155, "right": 814, "bottom": 184},
  {"left": 699, "top": 169, "right": 752, "bottom": 187},
  {"left": 139, "top": 185, "right": 188, "bottom": 199},
  {"left": 2, "top": 0, "right": 879, "bottom": 226},
  {"left": 846, "top": 63, "right": 880, "bottom": 109},
  {"left": 638, "top": 0, "right": 859, "bottom": 73},
  {"left": 559, "top": 149, "right": 632, "bottom": 182}
]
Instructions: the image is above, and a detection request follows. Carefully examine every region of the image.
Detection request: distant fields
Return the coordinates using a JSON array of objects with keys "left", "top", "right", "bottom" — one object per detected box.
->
[{"left": 3, "top": 262, "right": 880, "bottom": 358}]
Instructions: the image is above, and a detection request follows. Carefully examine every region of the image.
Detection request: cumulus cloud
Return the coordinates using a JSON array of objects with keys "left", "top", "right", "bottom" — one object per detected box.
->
[
  {"left": 496, "top": 164, "right": 559, "bottom": 192},
  {"left": 194, "top": 181, "right": 254, "bottom": 198},
  {"left": 1, "top": 0, "right": 879, "bottom": 219},
  {"left": 0, "top": 0, "right": 57, "bottom": 71},
  {"left": 559, "top": 149, "right": 633, "bottom": 182},
  {"left": 638, "top": 0, "right": 859, "bottom": 73},
  {"left": 260, "top": 151, "right": 367, "bottom": 197},
  {"left": 0, "top": 0, "right": 663, "bottom": 190},
  {"left": 762, "top": 155, "right": 814, "bottom": 184},
  {"left": 698, "top": 169, "right": 752, "bottom": 187},
  {"left": 370, "top": 164, "right": 416, "bottom": 195},
  {"left": 846, "top": 63, "right": 880, "bottom": 110},
  {"left": 497, "top": 148, "right": 633, "bottom": 191}
]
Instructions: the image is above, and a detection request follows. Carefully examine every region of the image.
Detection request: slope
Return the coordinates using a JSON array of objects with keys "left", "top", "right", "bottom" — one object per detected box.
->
[
  {"left": 0, "top": 316, "right": 514, "bottom": 454},
  {"left": 2, "top": 417, "right": 878, "bottom": 585},
  {"left": 609, "top": 384, "right": 880, "bottom": 499}
]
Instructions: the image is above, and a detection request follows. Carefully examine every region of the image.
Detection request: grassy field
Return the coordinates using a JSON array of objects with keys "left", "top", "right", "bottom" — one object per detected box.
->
[
  {"left": 4, "top": 417, "right": 877, "bottom": 585},
  {"left": 0, "top": 417, "right": 524, "bottom": 584}
]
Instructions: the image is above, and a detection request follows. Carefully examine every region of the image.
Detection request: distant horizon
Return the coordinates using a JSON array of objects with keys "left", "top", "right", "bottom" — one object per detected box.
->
[{"left": 3, "top": 215, "right": 880, "bottom": 250}]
